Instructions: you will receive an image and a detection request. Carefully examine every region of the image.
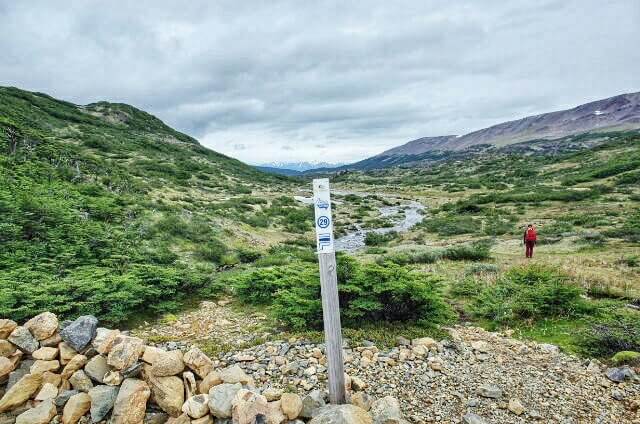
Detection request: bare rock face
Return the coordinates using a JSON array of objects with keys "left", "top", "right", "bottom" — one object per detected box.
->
[
  {"left": 281, "top": 392, "right": 303, "bottom": 420},
  {"left": 111, "top": 378, "right": 151, "bottom": 424},
  {"left": 60, "top": 315, "right": 98, "bottom": 352},
  {"left": 0, "top": 373, "right": 42, "bottom": 412},
  {"left": 24, "top": 312, "right": 59, "bottom": 341},
  {"left": 232, "top": 389, "right": 269, "bottom": 424},
  {"left": 62, "top": 392, "right": 91, "bottom": 424},
  {"left": 15, "top": 398, "right": 57, "bottom": 424},
  {"left": 8, "top": 327, "right": 38, "bottom": 354},
  {"left": 309, "top": 404, "right": 373, "bottom": 424},
  {"left": 183, "top": 347, "right": 213, "bottom": 379},
  {"left": 0, "top": 320, "right": 17, "bottom": 340},
  {"left": 108, "top": 335, "right": 145, "bottom": 370}
]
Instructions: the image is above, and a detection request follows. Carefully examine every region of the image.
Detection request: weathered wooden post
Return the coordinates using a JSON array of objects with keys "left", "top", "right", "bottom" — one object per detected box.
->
[{"left": 312, "top": 178, "right": 346, "bottom": 404}]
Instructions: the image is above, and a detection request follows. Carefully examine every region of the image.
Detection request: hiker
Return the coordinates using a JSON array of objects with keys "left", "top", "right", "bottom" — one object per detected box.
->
[{"left": 523, "top": 224, "right": 537, "bottom": 258}]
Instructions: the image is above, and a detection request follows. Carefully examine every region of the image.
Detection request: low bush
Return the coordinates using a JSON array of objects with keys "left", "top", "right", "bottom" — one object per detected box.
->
[
  {"left": 364, "top": 231, "right": 398, "bottom": 246},
  {"left": 472, "top": 265, "right": 586, "bottom": 323},
  {"left": 227, "top": 259, "right": 454, "bottom": 330},
  {"left": 580, "top": 311, "right": 640, "bottom": 357}
]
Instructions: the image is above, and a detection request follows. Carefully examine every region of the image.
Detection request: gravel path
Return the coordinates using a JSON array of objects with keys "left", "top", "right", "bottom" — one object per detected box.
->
[{"left": 138, "top": 303, "right": 640, "bottom": 423}]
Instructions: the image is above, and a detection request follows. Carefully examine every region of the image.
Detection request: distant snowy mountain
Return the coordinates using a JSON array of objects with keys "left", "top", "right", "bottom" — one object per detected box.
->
[
  {"left": 255, "top": 161, "right": 346, "bottom": 175},
  {"left": 258, "top": 161, "right": 346, "bottom": 172}
]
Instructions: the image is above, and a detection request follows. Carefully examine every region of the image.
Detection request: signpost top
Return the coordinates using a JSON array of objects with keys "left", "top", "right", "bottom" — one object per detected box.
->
[{"left": 313, "top": 178, "right": 334, "bottom": 254}]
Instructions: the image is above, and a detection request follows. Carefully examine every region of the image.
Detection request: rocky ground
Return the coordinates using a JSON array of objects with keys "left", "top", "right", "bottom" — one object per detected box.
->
[{"left": 137, "top": 301, "right": 640, "bottom": 423}]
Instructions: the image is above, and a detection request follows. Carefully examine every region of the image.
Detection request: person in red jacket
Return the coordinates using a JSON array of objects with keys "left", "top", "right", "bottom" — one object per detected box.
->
[{"left": 523, "top": 224, "right": 537, "bottom": 258}]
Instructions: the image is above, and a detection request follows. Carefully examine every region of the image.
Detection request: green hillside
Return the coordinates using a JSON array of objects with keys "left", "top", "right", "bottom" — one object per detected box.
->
[{"left": 0, "top": 86, "right": 305, "bottom": 324}]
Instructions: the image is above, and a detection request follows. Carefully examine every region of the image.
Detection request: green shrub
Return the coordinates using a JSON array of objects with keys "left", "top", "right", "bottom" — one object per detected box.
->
[
  {"left": 195, "top": 238, "right": 229, "bottom": 264},
  {"left": 450, "top": 277, "right": 484, "bottom": 298},
  {"left": 229, "top": 260, "right": 453, "bottom": 330},
  {"left": 472, "top": 265, "right": 585, "bottom": 323},
  {"left": 465, "top": 263, "right": 499, "bottom": 275},
  {"left": 421, "top": 215, "right": 477, "bottom": 236},
  {"left": 580, "top": 311, "right": 640, "bottom": 357},
  {"left": 442, "top": 242, "right": 491, "bottom": 261},
  {"left": 364, "top": 231, "right": 397, "bottom": 246},
  {"left": 611, "top": 351, "right": 640, "bottom": 366}
]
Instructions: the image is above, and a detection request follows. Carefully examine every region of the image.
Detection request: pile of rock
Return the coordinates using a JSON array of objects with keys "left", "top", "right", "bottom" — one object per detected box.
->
[{"left": 0, "top": 312, "right": 407, "bottom": 423}]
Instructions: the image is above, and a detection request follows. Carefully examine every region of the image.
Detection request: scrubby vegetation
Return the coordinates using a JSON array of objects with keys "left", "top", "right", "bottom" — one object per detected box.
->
[{"left": 226, "top": 254, "right": 453, "bottom": 330}]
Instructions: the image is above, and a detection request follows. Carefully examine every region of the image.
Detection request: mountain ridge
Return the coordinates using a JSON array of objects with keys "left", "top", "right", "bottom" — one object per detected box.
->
[{"left": 316, "top": 91, "right": 640, "bottom": 172}]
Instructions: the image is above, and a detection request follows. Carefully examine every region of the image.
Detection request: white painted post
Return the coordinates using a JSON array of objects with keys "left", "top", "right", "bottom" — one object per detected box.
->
[{"left": 312, "top": 178, "right": 346, "bottom": 404}]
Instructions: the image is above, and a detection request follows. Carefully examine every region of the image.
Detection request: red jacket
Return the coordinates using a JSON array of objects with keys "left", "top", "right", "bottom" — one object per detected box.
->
[{"left": 524, "top": 227, "right": 537, "bottom": 242}]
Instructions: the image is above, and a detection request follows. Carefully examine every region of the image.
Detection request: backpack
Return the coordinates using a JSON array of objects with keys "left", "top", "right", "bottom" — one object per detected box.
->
[{"left": 526, "top": 227, "right": 537, "bottom": 241}]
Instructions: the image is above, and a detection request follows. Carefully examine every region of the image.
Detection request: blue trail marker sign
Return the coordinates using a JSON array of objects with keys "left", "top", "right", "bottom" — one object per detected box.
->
[{"left": 312, "top": 178, "right": 346, "bottom": 404}]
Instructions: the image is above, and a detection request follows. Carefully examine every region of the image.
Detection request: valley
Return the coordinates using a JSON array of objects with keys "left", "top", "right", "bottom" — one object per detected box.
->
[{"left": 1, "top": 86, "right": 639, "bottom": 422}]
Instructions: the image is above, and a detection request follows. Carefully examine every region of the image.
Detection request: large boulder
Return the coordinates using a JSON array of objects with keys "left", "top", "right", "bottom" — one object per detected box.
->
[
  {"left": 60, "top": 315, "right": 98, "bottom": 352},
  {"left": 309, "top": 404, "right": 373, "bottom": 424},
  {"left": 8, "top": 326, "right": 39, "bottom": 354},
  {"left": 0, "top": 357, "right": 13, "bottom": 379},
  {"left": 61, "top": 354, "right": 88, "bottom": 379},
  {"left": 0, "top": 373, "right": 42, "bottom": 412},
  {"left": 300, "top": 390, "right": 326, "bottom": 418},
  {"left": 220, "top": 364, "right": 253, "bottom": 385},
  {"left": 143, "top": 367, "right": 184, "bottom": 417},
  {"left": 32, "top": 346, "right": 58, "bottom": 361},
  {"left": 111, "top": 378, "right": 151, "bottom": 424},
  {"left": 35, "top": 382, "right": 59, "bottom": 401},
  {"left": 371, "top": 396, "right": 404, "bottom": 424},
  {"left": 85, "top": 354, "right": 110, "bottom": 383},
  {"left": 89, "top": 385, "right": 119, "bottom": 422},
  {"left": 92, "top": 328, "right": 120, "bottom": 355},
  {"left": 62, "top": 392, "right": 91, "bottom": 424},
  {"left": 266, "top": 400, "right": 287, "bottom": 424},
  {"left": 232, "top": 389, "right": 269, "bottom": 424},
  {"left": 281, "top": 392, "right": 303, "bottom": 420},
  {"left": 0, "top": 340, "right": 16, "bottom": 357},
  {"left": 0, "top": 320, "right": 17, "bottom": 339},
  {"left": 15, "top": 398, "right": 57, "bottom": 424},
  {"left": 108, "top": 335, "right": 145, "bottom": 370},
  {"left": 182, "top": 394, "right": 210, "bottom": 419},
  {"left": 24, "top": 312, "right": 59, "bottom": 341},
  {"left": 30, "top": 359, "right": 60, "bottom": 375},
  {"left": 69, "top": 369, "right": 94, "bottom": 392},
  {"left": 183, "top": 347, "right": 213, "bottom": 379},
  {"left": 198, "top": 370, "right": 222, "bottom": 394},
  {"left": 151, "top": 349, "right": 185, "bottom": 377},
  {"left": 208, "top": 382, "right": 242, "bottom": 418}
]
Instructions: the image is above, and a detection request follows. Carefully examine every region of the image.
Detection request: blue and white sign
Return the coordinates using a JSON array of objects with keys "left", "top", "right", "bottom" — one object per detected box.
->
[{"left": 313, "top": 178, "right": 335, "bottom": 253}]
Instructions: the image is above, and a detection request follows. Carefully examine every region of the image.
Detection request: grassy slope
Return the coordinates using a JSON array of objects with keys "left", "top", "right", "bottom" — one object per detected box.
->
[
  {"left": 327, "top": 132, "right": 640, "bottom": 355},
  {"left": 0, "top": 86, "right": 311, "bottom": 324}
]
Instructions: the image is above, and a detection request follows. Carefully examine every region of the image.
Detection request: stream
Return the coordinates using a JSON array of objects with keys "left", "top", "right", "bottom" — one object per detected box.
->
[{"left": 295, "top": 193, "right": 425, "bottom": 253}]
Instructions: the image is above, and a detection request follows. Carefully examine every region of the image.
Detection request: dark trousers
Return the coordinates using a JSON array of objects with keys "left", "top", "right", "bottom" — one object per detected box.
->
[{"left": 525, "top": 241, "right": 535, "bottom": 258}]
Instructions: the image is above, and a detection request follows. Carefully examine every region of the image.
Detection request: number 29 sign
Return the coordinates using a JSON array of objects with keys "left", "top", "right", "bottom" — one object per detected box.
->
[{"left": 313, "top": 178, "right": 334, "bottom": 253}]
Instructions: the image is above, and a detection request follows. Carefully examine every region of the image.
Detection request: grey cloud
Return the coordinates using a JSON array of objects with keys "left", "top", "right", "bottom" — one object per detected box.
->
[{"left": 1, "top": 0, "right": 638, "bottom": 163}]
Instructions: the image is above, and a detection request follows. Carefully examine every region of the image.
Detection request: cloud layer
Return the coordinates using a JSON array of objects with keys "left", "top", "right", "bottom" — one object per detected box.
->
[{"left": 1, "top": 1, "right": 639, "bottom": 163}]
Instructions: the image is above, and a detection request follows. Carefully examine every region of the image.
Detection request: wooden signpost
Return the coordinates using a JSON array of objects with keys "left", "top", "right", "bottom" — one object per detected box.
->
[{"left": 312, "top": 178, "right": 346, "bottom": 404}]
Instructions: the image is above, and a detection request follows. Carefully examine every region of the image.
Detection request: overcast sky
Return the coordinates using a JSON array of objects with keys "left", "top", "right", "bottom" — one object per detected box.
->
[{"left": 1, "top": 1, "right": 639, "bottom": 164}]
